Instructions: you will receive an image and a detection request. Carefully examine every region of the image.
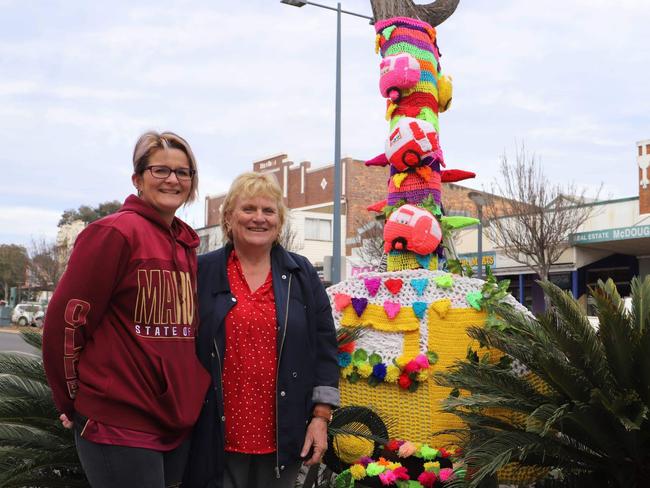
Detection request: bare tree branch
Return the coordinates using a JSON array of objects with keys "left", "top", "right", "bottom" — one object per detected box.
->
[
  {"left": 28, "top": 238, "right": 66, "bottom": 291},
  {"left": 484, "top": 143, "right": 600, "bottom": 282},
  {"left": 351, "top": 216, "right": 385, "bottom": 268},
  {"left": 279, "top": 214, "right": 303, "bottom": 253}
]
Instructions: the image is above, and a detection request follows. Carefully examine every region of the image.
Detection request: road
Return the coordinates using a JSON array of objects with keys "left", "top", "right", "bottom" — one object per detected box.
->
[{"left": 0, "top": 330, "right": 40, "bottom": 355}]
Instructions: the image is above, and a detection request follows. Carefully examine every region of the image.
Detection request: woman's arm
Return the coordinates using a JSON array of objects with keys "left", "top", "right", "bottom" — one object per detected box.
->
[{"left": 42, "top": 224, "right": 130, "bottom": 419}]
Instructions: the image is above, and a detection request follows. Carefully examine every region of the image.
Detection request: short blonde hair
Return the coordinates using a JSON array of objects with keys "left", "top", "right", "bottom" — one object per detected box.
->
[
  {"left": 132, "top": 131, "right": 199, "bottom": 204},
  {"left": 221, "top": 172, "right": 286, "bottom": 245}
]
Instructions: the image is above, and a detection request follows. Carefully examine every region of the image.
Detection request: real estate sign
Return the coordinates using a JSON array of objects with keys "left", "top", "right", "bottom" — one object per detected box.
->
[{"left": 570, "top": 225, "right": 650, "bottom": 244}]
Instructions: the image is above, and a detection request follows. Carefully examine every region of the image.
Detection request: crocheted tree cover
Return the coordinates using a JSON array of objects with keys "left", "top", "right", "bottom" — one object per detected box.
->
[{"left": 326, "top": 13, "right": 540, "bottom": 486}]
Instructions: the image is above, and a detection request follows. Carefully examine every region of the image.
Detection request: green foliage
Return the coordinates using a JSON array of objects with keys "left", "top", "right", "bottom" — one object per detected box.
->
[
  {"left": 0, "top": 244, "right": 29, "bottom": 299},
  {"left": 58, "top": 200, "right": 121, "bottom": 227},
  {"left": 436, "top": 276, "right": 650, "bottom": 487},
  {"left": 0, "top": 332, "right": 88, "bottom": 487}
]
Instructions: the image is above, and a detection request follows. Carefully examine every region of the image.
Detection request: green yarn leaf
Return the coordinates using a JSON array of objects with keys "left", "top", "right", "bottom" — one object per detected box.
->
[{"left": 382, "top": 25, "right": 396, "bottom": 40}]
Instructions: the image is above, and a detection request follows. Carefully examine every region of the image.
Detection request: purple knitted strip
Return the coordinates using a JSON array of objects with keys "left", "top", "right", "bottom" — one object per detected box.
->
[
  {"left": 381, "top": 36, "right": 435, "bottom": 55},
  {"left": 387, "top": 188, "right": 442, "bottom": 206}
]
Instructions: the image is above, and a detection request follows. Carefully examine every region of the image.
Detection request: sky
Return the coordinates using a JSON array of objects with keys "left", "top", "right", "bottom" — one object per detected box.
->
[{"left": 1, "top": 0, "right": 649, "bottom": 248}]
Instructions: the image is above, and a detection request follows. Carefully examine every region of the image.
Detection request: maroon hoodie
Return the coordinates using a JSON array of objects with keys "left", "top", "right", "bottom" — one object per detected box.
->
[{"left": 43, "top": 195, "right": 210, "bottom": 439}]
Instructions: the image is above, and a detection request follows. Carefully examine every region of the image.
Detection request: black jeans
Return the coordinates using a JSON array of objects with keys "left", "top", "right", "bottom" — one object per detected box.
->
[{"left": 74, "top": 418, "right": 190, "bottom": 488}]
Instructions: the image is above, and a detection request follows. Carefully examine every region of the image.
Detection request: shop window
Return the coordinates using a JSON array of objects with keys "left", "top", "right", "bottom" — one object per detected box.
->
[{"left": 305, "top": 218, "right": 332, "bottom": 241}]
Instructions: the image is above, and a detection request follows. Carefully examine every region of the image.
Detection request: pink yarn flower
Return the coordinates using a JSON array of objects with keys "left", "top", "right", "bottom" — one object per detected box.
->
[
  {"left": 439, "top": 468, "right": 455, "bottom": 482},
  {"left": 379, "top": 470, "right": 397, "bottom": 485},
  {"left": 417, "top": 470, "right": 438, "bottom": 487},
  {"left": 414, "top": 354, "right": 430, "bottom": 369},
  {"left": 393, "top": 466, "right": 409, "bottom": 480}
]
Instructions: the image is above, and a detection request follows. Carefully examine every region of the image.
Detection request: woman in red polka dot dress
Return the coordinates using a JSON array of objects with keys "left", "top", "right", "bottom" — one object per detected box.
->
[{"left": 185, "top": 172, "right": 340, "bottom": 488}]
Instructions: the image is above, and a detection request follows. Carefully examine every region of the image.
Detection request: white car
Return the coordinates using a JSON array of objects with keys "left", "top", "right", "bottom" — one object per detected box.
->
[{"left": 11, "top": 303, "right": 43, "bottom": 327}]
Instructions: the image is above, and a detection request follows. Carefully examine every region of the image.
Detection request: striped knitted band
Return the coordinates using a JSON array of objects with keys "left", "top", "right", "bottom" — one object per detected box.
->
[
  {"left": 375, "top": 16, "right": 437, "bottom": 38},
  {"left": 387, "top": 188, "right": 442, "bottom": 206}
]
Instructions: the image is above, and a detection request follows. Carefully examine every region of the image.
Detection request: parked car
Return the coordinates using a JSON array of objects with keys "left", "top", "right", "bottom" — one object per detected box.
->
[{"left": 11, "top": 303, "right": 43, "bottom": 327}]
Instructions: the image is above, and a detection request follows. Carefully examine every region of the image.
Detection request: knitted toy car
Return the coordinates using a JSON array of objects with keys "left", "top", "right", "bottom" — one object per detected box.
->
[
  {"left": 385, "top": 117, "right": 442, "bottom": 172},
  {"left": 379, "top": 53, "right": 421, "bottom": 102},
  {"left": 383, "top": 204, "right": 442, "bottom": 255}
]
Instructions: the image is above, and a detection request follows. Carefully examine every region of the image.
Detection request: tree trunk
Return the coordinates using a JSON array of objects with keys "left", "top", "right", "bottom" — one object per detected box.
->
[{"left": 369, "top": 0, "right": 460, "bottom": 26}]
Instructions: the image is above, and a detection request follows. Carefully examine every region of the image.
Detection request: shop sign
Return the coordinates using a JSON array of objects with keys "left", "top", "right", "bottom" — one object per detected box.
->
[
  {"left": 571, "top": 225, "right": 650, "bottom": 244},
  {"left": 457, "top": 251, "right": 497, "bottom": 270}
]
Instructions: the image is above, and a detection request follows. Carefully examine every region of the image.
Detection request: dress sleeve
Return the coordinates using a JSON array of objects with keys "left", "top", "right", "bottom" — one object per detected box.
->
[
  {"left": 42, "top": 223, "right": 130, "bottom": 419},
  {"left": 306, "top": 262, "right": 341, "bottom": 407}
]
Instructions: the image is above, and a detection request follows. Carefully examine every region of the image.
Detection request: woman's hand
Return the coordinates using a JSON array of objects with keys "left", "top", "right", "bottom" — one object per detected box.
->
[
  {"left": 59, "top": 413, "right": 74, "bottom": 429},
  {"left": 300, "top": 417, "right": 328, "bottom": 466}
]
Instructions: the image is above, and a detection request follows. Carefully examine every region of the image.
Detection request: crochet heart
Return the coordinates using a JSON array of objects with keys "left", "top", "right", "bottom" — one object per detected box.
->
[
  {"left": 466, "top": 291, "right": 483, "bottom": 311},
  {"left": 434, "top": 274, "right": 454, "bottom": 289},
  {"left": 333, "top": 293, "right": 351, "bottom": 312},
  {"left": 412, "top": 302, "right": 427, "bottom": 319},
  {"left": 410, "top": 278, "right": 429, "bottom": 296},
  {"left": 351, "top": 297, "right": 368, "bottom": 317},
  {"left": 383, "top": 301, "right": 401, "bottom": 320},
  {"left": 384, "top": 278, "right": 403, "bottom": 295},
  {"left": 431, "top": 298, "right": 451, "bottom": 318},
  {"left": 364, "top": 277, "right": 382, "bottom": 297},
  {"left": 392, "top": 172, "right": 408, "bottom": 189}
]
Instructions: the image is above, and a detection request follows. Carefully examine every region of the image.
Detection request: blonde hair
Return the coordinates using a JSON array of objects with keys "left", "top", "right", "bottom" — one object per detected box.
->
[
  {"left": 132, "top": 131, "right": 199, "bottom": 204},
  {"left": 221, "top": 172, "right": 286, "bottom": 245}
]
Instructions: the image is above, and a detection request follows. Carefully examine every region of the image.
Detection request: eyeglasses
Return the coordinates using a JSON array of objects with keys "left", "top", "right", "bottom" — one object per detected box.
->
[{"left": 146, "top": 165, "right": 195, "bottom": 181}]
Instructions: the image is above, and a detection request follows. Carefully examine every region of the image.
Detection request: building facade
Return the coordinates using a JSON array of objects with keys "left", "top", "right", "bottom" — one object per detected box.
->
[{"left": 454, "top": 140, "right": 650, "bottom": 311}]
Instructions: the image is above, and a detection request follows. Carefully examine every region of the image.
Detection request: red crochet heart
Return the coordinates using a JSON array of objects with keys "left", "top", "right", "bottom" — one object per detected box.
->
[{"left": 384, "top": 278, "right": 403, "bottom": 295}]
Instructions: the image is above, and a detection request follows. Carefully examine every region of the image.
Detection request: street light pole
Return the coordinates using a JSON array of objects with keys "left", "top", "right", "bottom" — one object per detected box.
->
[
  {"left": 332, "top": 2, "right": 342, "bottom": 284},
  {"left": 281, "top": 0, "right": 373, "bottom": 284}
]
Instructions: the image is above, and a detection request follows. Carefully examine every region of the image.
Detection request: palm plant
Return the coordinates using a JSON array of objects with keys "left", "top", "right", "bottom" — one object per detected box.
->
[
  {"left": 0, "top": 330, "right": 88, "bottom": 487},
  {"left": 436, "top": 276, "right": 650, "bottom": 488}
]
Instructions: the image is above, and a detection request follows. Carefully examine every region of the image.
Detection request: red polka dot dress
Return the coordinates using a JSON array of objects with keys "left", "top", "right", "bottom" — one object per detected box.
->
[{"left": 222, "top": 251, "right": 278, "bottom": 454}]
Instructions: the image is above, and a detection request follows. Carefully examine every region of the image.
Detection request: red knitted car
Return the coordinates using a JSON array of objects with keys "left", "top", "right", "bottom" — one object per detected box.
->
[{"left": 383, "top": 204, "right": 442, "bottom": 255}]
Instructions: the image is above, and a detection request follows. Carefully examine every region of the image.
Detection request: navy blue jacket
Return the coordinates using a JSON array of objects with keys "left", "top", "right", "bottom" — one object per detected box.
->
[{"left": 183, "top": 244, "right": 340, "bottom": 487}]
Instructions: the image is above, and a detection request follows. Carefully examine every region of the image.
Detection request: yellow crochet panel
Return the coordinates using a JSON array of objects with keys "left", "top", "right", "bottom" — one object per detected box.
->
[
  {"left": 340, "top": 305, "right": 487, "bottom": 447},
  {"left": 340, "top": 304, "right": 419, "bottom": 332}
]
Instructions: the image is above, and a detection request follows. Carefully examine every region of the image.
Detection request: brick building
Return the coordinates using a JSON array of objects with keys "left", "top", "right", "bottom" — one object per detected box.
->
[{"left": 199, "top": 153, "right": 490, "bottom": 278}]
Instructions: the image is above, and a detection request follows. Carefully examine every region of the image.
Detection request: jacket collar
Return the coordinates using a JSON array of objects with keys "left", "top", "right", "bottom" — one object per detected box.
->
[{"left": 210, "top": 243, "right": 300, "bottom": 295}]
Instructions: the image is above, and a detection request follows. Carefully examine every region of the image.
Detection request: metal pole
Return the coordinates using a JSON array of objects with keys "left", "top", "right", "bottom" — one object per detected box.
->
[
  {"left": 332, "top": 2, "right": 342, "bottom": 284},
  {"left": 476, "top": 205, "right": 483, "bottom": 279}
]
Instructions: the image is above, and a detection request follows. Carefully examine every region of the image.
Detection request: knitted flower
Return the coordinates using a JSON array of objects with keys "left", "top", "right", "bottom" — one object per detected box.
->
[
  {"left": 414, "top": 353, "right": 430, "bottom": 369},
  {"left": 359, "top": 456, "right": 374, "bottom": 467},
  {"left": 418, "top": 470, "right": 438, "bottom": 487},
  {"left": 393, "top": 466, "right": 409, "bottom": 480},
  {"left": 338, "top": 341, "right": 355, "bottom": 353},
  {"left": 337, "top": 352, "right": 352, "bottom": 368},
  {"left": 398, "top": 373, "right": 412, "bottom": 390},
  {"left": 385, "top": 365, "right": 401, "bottom": 382},
  {"left": 419, "top": 445, "right": 439, "bottom": 460},
  {"left": 358, "top": 363, "right": 373, "bottom": 378},
  {"left": 349, "top": 464, "right": 366, "bottom": 480},
  {"left": 378, "top": 470, "right": 397, "bottom": 485},
  {"left": 377, "top": 457, "right": 391, "bottom": 466},
  {"left": 439, "top": 468, "right": 455, "bottom": 482},
  {"left": 398, "top": 441, "right": 417, "bottom": 457},
  {"left": 403, "top": 360, "right": 420, "bottom": 374},
  {"left": 372, "top": 363, "right": 387, "bottom": 381},
  {"left": 394, "top": 356, "right": 408, "bottom": 368},
  {"left": 366, "top": 462, "right": 386, "bottom": 476},
  {"left": 341, "top": 365, "right": 354, "bottom": 378},
  {"left": 416, "top": 370, "right": 429, "bottom": 382},
  {"left": 423, "top": 461, "right": 440, "bottom": 472},
  {"left": 385, "top": 439, "right": 401, "bottom": 451}
]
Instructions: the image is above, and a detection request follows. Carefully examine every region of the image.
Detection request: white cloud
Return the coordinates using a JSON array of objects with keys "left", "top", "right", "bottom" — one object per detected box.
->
[{"left": 0, "top": 206, "right": 60, "bottom": 244}]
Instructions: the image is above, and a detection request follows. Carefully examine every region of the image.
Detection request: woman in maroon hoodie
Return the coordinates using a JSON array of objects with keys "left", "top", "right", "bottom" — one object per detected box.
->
[{"left": 42, "top": 131, "right": 210, "bottom": 488}]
